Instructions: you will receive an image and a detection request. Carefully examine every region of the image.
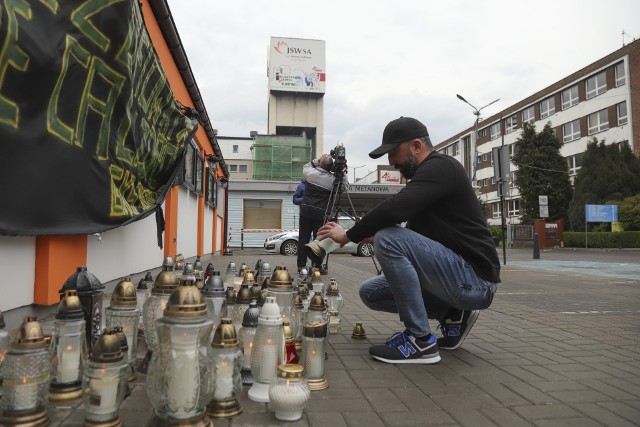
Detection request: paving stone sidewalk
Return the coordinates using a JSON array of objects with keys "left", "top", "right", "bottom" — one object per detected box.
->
[{"left": 4, "top": 248, "right": 640, "bottom": 426}]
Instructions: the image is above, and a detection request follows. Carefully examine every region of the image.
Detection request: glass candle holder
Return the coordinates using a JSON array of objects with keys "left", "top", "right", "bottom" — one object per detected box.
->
[
  {"left": 140, "top": 257, "right": 179, "bottom": 374},
  {"left": 105, "top": 277, "right": 140, "bottom": 376},
  {"left": 238, "top": 300, "right": 260, "bottom": 385},
  {"left": 136, "top": 272, "right": 153, "bottom": 334},
  {"left": 268, "top": 364, "right": 310, "bottom": 422},
  {"left": 82, "top": 329, "right": 128, "bottom": 425},
  {"left": 0, "top": 316, "right": 50, "bottom": 426},
  {"left": 49, "top": 290, "right": 87, "bottom": 402},
  {"left": 268, "top": 267, "right": 298, "bottom": 344},
  {"left": 256, "top": 262, "right": 272, "bottom": 285},
  {"left": 292, "top": 294, "right": 305, "bottom": 353},
  {"left": 202, "top": 271, "right": 227, "bottom": 337},
  {"left": 223, "top": 262, "right": 237, "bottom": 288},
  {"left": 0, "top": 310, "right": 10, "bottom": 398},
  {"left": 207, "top": 319, "right": 243, "bottom": 419},
  {"left": 232, "top": 284, "right": 252, "bottom": 332},
  {"left": 146, "top": 280, "right": 214, "bottom": 424},
  {"left": 326, "top": 279, "right": 344, "bottom": 334},
  {"left": 248, "top": 297, "right": 284, "bottom": 403},
  {"left": 283, "top": 321, "right": 299, "bottom": 364},
  {"left": 302, "top": 321, "right": 329, "bottom": 390}
]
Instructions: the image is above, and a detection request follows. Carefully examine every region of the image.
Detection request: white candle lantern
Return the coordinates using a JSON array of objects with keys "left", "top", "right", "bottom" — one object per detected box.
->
[
  {"left": 248, "top": 297, "right": 284, "bottom": 403},
  {"left": 0, "top": 317, "right": 51, "bottom": 426},
  {"left": 206, "top": 318, "right": 243, "bottom": 419},
  {"left": 307, "top": 289, "right": 329, "bottom": 324},
  {"left": 146, "top": 276, "right": 214, "bottom": 426},
  {"left": 302, "top": 321, "right": 329, "bottom": 390},
  {"left": 256, "top": 261, "right": 272, "bottom": 285},
  {"left": 326, "top": 279, "right": 345, "bottom": 334},
  {"left": 267, "top": 267, "right": 298, "bottom": 345},
  {"left": 202, "top": 271, "right": 227, "bottom": 335},
  {"left": 82, "top": 328, "right": 128, "bottom": 426},
  {"left": 238, "top": 301, "right": 260, "bottom": 385},
  {"left": 105, "top": 277, "right": 139, "bottom": 382},
  {"left": 268, "top": 364, "right": 310, "bottom": 421},
  {"left": 136, "top": 272, "right": 153, "bottom": 334},
  {"left": 49, "top": 290, "right": 87, "bottom": 402},
  {"left": 222, "top": 262, "right": 237, "bottom": 288},
  {"left": 140, "top": 257, "right": 179, "bottom": 374},
  {"left": 0, "top": 310, "right": 10, "bottom": 399}
]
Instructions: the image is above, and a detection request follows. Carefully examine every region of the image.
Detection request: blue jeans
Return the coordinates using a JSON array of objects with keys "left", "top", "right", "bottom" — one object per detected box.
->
[{"left": 360, "top": 226, "right": 497, "bottom": 338}]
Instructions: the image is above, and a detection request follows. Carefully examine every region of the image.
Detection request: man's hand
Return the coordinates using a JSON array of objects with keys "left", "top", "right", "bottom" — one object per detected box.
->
[{"left": 317, "top": 222, "right": 350, "bottom": 247}]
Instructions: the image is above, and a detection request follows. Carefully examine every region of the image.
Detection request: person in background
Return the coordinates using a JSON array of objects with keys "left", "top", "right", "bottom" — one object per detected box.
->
[
  {"left": 318, "top": 117, "right": 500, "bottom": 364},
  {"left": 292, "top": 180, "right": 305, "bottom": 206}
]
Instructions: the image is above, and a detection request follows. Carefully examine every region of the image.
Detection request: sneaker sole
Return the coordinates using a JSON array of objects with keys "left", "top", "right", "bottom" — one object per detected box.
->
[
  {"left": 370, "top": 354, "right": 441, "bottom": 364},
  {"left": 440, "top": 310, "right": 480, "bottom": 351}
]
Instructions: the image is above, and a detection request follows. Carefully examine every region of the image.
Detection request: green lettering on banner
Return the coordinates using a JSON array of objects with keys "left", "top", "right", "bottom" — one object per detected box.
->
[
  {"left": 109, "top": 164, "right": 137, "bottom": 217},
  {"left": 76, "top": 56, "right": 125, "bottom": 159},
  {"left": 0, "top": 0, "right": 31, "bottom": 128},
  {"left": 47, "top": 35, "right": 90, "bottom": 144},
  {"left": 70, "top": 0, "right": 124, "bottom": 52},
  {"left": 38, "top": 0, "right": 58, "bottom": 14}
]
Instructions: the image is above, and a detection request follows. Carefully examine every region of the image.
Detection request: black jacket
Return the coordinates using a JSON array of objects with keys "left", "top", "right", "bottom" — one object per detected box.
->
[{"left": 346, "top": 151, "right": 500, "bottom": 283}]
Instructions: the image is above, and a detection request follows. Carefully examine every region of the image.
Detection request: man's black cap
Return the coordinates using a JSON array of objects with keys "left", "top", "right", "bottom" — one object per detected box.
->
[{"left": 369, "top": 116, "right": 429, "bottom": 159}]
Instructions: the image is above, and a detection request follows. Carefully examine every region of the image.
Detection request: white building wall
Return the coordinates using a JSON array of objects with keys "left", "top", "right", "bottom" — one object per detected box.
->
[
  {"left": 87, "top": 211, "right": 163, "bottom": 283},
  {"left": 177, "top": 187, "right": 199, "bottom": 257},
  {"left": 203, "top": 207, "right": 213, "bottom": 254},
  {"left": 0, "top": 236, "right": 36, "bottom": 311}
]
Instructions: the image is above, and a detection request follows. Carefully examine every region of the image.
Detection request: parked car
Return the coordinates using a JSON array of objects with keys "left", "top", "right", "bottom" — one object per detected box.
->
[{"left": 263, "top": 217, "right": 374, "bottom": 257}]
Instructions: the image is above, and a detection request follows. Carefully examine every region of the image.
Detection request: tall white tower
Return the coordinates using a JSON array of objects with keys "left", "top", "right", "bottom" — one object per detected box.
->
[{"left": 267, "top": 37, "right": 325, "bottom": 157}]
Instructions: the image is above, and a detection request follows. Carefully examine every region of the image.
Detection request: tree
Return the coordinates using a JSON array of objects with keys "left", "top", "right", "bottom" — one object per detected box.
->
[
  {"left": 617, "top": 194, "right": 640, "bottom": 231},
  {"left": 569, "top": 139, "right": 640, "bottom": 230},
  {"left": 512, "top": 123, "right": 573, "bottom": 224}
]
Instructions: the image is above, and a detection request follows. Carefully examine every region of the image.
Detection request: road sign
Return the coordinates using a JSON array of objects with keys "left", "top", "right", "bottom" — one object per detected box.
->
[
  {"left": 539, "top": 195, "right": 548, "bottom": 206},
  {"left": 539, "top": 206, "right": 549, "bottom": 218}
]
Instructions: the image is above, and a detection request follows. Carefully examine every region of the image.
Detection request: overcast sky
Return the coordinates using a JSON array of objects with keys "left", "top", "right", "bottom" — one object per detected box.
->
[{"left": 167, "top": 0, "right": 640, "bottom": 180}]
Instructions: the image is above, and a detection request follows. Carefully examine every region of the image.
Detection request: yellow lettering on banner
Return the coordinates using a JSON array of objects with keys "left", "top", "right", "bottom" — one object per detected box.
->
[
  {"left": 47, "top": 35, "right": 90, "bottom": 144},
  {"left": 38, "top": 0, "right": 58, "bottom": 14},
  {"left": 109, "top": 164, "right": 137, "bottom": 217},
  {"left": 70, "top": 0, "right": 125, "bottom": 52},
  {"left": 76, "top": 56, "right": 125, "bottom": 159},
  {"left": 0, "top": 0, "right": 32, "bottom": 128}
]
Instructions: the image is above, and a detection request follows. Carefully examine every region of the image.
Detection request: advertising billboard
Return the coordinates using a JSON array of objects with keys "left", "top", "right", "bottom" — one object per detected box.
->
[
  {"left": 269, "top": 37, "right": 325, "bottom": 94},
  {"left": 379, "top": 170, "right": 402, "bottom": 184}
]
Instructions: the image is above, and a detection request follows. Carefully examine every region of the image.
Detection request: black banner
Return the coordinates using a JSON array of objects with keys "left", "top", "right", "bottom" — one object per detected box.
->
[{"left": 0, "top": 0, "right": 197, "bottom": 235}]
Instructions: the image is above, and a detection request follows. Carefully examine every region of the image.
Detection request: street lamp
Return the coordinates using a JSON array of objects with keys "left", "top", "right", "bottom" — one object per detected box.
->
[
  {"left": 351, "top": 165, "right": 365, "bottom": 183},
  {"left": 456, "top": 94, "right": 500, "bottom": 181}
]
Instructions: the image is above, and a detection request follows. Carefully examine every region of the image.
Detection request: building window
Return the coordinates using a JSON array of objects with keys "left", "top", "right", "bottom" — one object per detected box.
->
[
  {"left": 588, "top": 109, "right": 609, "bottom": 134},
  {"left": 478, "top": 128, "right": 487, "bottom": 138},
  {"left": 615, "top": 62, "right": 626, "bottom": 86},
  {"left": 561, "top": 86, "right": 579, "bottom": 110},
  {"left": 508, "top": 199, "right": 520, "bottom": 216},
  {"left": 618, "top": 102, "right": 628, "bottom": 126},
  {"left": 181, "top": 140, "right": 203, "bottom": 195},
  {"left": 563, "top": 120, "right": 581, "bottom": 143},
  {"left": 205, "top": 168, "right": 217, "bottom": 208},
  {"left": 505, "top": 115, "right": 517, "bottom": 134},
  {"left": 239, "top": 165, "right": 248, "bottom": 173},
  {"left": 491, "top": 177, "right": 495, "bottom": 185},
  {"left": 522, "top": 106, "right": 535, "bottom": 125},
  {"left": 492, "top": 202, "right": 502, "bottom": 219},
  {"left": 229, "top": 164, "right": 238, "bottom": 173},
  {"left": 453, "top": 141, "right": 459, "bottom": 156},
  {"left": 243, "top": 199, "right": 282, "bottom": 229},
  {"left": 490, "top": 123, "right": 501, "bottom": 140},
  {"left": 567, "top": 153, "right": 583, "bottom": 175},
  {"left": 233, "top": 145, "right": 238, "bottom": 153},
  {"left": 508, "top": 143, "right": 515, "bottom": 158},
  {"left": 480, "top": 153, "right": 488, "bottom": 162},
  {"left": 509, "top": 172, "right": 517, "bottom": 188},
  {"left": 540, "top": 97, "right": 555, "bottom": 119},
  {"left": 586, "top": 71, "right": 607, "bottom": 99}
]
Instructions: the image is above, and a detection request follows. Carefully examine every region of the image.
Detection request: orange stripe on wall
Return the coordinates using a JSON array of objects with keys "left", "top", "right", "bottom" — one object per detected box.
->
[
  {"left": 34, "top": 235, "right": 87, "bottom": 306},
  {"left": 164, "top": 186, "right": 179, "bottom": 258}
]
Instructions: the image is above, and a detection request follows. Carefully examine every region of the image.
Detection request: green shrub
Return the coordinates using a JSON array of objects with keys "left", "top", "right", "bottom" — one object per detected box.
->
[
  {"left": 563, "top": 231, "right": 640, "bottom": 248},
  {"left": 489, "top": 225, "right": 502, "bottom": 246}
]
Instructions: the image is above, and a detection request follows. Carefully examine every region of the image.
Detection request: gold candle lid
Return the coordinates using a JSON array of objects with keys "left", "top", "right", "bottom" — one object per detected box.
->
[
  {"left": 269, "top": 266, "right": 293, "bottom": 289},
  {"left": 211, "top": 318, "right": 239, "bottom": 348},
  {"left": 164, "top": 281, "right": 207, "bottom": 319},
  {"left": 277, "top": 363, "right": 304, "bottom": 380},
  {"left": 303, "top": 321, "right": 328, "bottom": 338},
  {"left": 56, "top": 290, "right": 84, "bottom": 320},
  {"left": 90, "top": 328, "right": 123, "bottom": 363},
  {"left": 13, "top": 316, "right": 47, "bottom": 350},
  {"left": 310, "top": 269, "right": 322, "bottom": 284},
  {"left": 283, "top": 320, "right": 294, "bottom": 342},
  {"left": 111, "top": 277, "right": 137, "bottom": 307},
  {"left": 326, "top": 280, "right": 340, "bottom": 296},
  {"left": 292, "top": 294, "right": 304, "bottom": 309},
  {"left": 152, "top": 257, "right": 179, "bottom": 295},
  {"left": 309, "top": 292, "right": 326, "bottom": 311},
  {"left": 242, "top": 270, "right": 256, "bottom": 285},
  {"left": 236, "top": 284, "right": 253, "bottom": 304}
]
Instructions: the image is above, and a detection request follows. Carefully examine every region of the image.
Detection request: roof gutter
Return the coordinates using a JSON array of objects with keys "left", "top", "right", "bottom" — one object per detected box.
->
[{"left": 147, "top": 0, "right": 229, "bottom": 177}]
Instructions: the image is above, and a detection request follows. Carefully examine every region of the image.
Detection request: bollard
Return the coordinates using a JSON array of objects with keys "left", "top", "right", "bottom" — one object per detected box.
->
[{"left": 533, "top": 233, "right": 540, "bottom": 259}]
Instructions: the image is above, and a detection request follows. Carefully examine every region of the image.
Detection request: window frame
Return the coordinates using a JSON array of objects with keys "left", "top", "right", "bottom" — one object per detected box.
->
[
  {"left": 232, "top": 144, "right": 239, "bottom": 153},
  {"left": 615, "top": 62, "right": 626, "bottom": 87},
  {"left": 561, "top": 85, "right": 579, "bottom": 110},
  {"left": 588, "top": 109, "right": 609, "bottom": 135},
  {"left": 540, "top": 97, "right": 555, "bottom": 119},
  {"left": 586, "top": 71, "right": 607, "bottom": 99},
  {"left": 567, "top": 153, "right": 583, "bottom": 175},
  {"left": 492, "top": 202, "right": 502, "bottom": 219},
  {"left": 562, "top": 119, "right": 581, "bottom": 143},
  {"left": 205, "top": 167, "right": 217, "bottom": 208},
  {"left": 242, "top": 199, "right": 282, "bottom": 230},
  {"left": 618, "top": 101, "right": 628, "bottom": 126},
  {"left": 508, "top": 199, "right": 520, "bottom": 217},
  {"left": 521, "top": 106, "right": 535, "bottom": 125},
  {"left": 490, "top": 123, "right": 501, "bottom": 140},
  {"left": 504, "top": 114, "right": 517, "bottom": 134}
]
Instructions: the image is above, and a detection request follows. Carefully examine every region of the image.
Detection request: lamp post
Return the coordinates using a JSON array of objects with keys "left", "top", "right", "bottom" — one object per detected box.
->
[
  {"left": 456, "top": 94, "right": 500, "bottom": 182},
  {"left": 351, "top": 165, "right": 365, "bottom": 183}
]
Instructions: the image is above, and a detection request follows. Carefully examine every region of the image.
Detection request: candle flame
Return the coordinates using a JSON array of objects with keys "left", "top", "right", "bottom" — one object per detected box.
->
[
  {"left": 21, "top": 377, "right": 28, "bottom": 384},
  {"left": 65, "top": 345, "right": 73, "bottom": 351}
]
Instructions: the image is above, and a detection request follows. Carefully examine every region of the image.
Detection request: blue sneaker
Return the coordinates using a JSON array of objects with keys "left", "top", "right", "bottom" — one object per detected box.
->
[
  {"left": 437, "top": 309, "right": 479, "bottom": 350},
  {"left": 369, "top": 330, "right": 441, "bottom": 364}
]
